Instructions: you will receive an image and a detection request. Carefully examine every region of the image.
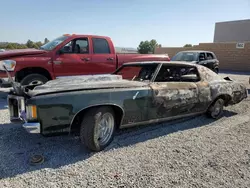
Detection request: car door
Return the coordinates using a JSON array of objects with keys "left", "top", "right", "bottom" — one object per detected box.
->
[
  {"left": 147, "top": 64, "right": 201, "bottom": 121},
  {"left": 53, "top": 37, "right": 93, "bottom": 78},
  {"left": 206, "top": 52, "right": 216, "bottom": 69},
  {"left": 90, "top": 37, "right": 117, "bottom": 74}
]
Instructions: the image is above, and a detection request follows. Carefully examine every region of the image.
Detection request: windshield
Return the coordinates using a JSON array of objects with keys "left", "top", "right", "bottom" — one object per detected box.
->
[
  {"left": 171, "top": 52, "right": 198, "bottom": 62},
  {"left": 40, "top": 35, "right": 69, "bottom": 51},
  {"left": 113, "top": 64, "right": 158, "bottom": 81}
]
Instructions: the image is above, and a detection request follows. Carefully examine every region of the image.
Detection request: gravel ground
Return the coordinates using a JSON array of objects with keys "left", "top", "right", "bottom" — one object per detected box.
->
[{"left": 0, "top": 72, "right": 250, "bottom": 188}]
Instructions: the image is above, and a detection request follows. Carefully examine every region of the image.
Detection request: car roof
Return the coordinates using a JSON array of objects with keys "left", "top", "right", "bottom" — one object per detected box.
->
[
  {"left": 123, "top": 61, "right": 199, "bottom": 67},
  {"left": 177, "top": 50, "right": 214, "bottom": 53}
]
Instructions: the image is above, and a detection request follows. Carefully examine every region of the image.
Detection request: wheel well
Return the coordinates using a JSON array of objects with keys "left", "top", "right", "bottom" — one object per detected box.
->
[
  {"left": 70, "top": 105, "right": 124, "bottom": 134},
  {"left": 211, "top": 94, "right": 232, "bottom": 107},
  {"left": 15, "top": 67, "right": 52, "bottom": 82}
]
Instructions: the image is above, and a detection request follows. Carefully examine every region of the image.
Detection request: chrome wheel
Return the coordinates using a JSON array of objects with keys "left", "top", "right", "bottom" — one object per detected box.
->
[{"left": 96, "top": 112, "right": 114, "bottom": 146}]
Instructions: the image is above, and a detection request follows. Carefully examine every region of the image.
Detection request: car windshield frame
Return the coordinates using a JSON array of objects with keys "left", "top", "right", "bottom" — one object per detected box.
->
[
  {"left": 171, "top": 52, "right": 199, "bottom": 62},
  {"left": 112, "top": 63, "right": 161, "bottom": 82},
  {"left": 40, "top": 35, "right": 69, "bottom": 51}
]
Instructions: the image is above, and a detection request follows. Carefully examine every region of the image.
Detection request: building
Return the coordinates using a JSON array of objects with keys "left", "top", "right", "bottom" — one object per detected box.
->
[
  {"left": 155, "top": 19, "right": 250, "bottom": 72},
  {"left": 213, "top": 19, "right": 250, "bottom": 43}
]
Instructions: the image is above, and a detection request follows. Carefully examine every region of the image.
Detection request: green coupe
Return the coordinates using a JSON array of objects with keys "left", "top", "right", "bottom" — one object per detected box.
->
[{"left": 2, "top": 61, "right": 247, "bottom": 152}]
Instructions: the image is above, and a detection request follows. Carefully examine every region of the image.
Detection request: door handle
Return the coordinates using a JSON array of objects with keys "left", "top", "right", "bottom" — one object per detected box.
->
[
  {"left": 107, "top": 57, "right": 114, "bottom": 60},
  {"left": 81, "top": 58, "right": 90, "bottom": 61},
  {"left": 53, "top": 61, "right": 62, "bottom": 65}
]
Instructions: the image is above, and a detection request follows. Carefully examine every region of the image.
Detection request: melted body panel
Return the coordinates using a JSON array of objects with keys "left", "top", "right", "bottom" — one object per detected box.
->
[{"left": 7, "top": 61, "right": 248, "bottom": 136}]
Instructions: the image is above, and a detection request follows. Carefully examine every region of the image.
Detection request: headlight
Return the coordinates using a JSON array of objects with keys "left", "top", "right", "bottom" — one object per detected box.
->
[
  {"left": 0, "top": 60, "right": 16, "bottom": 71},
  {"left": 26, "top": 105, "right": 37, "bottom": 120}
]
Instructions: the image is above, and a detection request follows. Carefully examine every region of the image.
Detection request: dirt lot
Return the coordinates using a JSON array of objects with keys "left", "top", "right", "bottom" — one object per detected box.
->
[{"left": 0, "top": 72, "right": 250, "bottom": 188}]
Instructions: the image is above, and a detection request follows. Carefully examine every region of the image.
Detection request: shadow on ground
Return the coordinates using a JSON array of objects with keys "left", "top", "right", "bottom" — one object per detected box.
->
[{"left": 0, "top": 108, "right": 237, "bottom": 179}]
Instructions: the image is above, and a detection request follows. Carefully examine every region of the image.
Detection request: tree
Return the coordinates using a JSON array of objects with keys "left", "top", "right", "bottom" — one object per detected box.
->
[
  {"left": 183, "top": 44, "right": 192, "bottom": 47},
  {"left": 6, "top": 43, "right": 14, "bottom": 49},
  {"left": 35, "top": 41, "right": 43, "bottom": 48},
  {"left": 137, "top": 39, "right": 162, "bottom": 54},
  {"left": 44, "top": 38, "right": 49, "bottom": 44},
  {"left": 149, "top": 39, "right": 160, "bottom": 53},
  {"left": 137, "top": 40, "right": 152, "bottom": 54},
  {"left": 26, "top": 40, "right": 34, "bottom": 48}
]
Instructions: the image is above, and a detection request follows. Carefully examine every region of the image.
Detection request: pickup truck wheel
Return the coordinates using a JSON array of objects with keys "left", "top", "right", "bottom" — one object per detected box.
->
[
  {"left": 214, "top": 68, "right": 219, "bottom": 74},
  {"left": 80, "top": 106, "right": 115, "bottom": 152},
  {"left": 20, "top": 74, "right": 48, "bottom": 86},
  {"left": 206, "top": 98, "right": 224, "bottom": 119}
]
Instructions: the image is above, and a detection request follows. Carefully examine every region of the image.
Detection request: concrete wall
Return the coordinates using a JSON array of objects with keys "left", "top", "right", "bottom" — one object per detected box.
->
[
  {"left": 214, "top": 19, "right": 250, "bottom": 43},
  {"left": 155, "top": 42, "right": 250, "bottom": 72}
]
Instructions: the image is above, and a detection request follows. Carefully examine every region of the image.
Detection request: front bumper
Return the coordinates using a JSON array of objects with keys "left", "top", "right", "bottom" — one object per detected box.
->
[
  {"left": 7, "top": 94, "right": 40, "bottom": 134},
  {"left": 22, "top": 122, "right": 40, "bottom": 133},
  {"left": 7, "top": 94, "right": 26, "bottom": 122}
]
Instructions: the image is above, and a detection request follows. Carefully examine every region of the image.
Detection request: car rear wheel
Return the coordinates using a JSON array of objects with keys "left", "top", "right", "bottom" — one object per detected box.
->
[
  {"left": 80, "top": 106, "right": 116, "bottom": 152},
  {"left": 206, "top": 98, "right": 224, "bottom": 119},
  {"left": 20, "top": 73, "right": 48, "bottom": 86}
]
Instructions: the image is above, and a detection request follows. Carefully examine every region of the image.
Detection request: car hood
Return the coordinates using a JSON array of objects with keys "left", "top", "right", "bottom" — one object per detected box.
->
[
  {"left": 0, "top": 49, "right": 47, "bottom": 59},
  {"left": 28, "top": 74, "right": 149, "bottom": 96}
]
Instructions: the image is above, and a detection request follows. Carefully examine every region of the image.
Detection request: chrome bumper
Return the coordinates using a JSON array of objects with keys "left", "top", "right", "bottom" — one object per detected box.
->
[
  {"left": 22, "top": 122, "right": 40, "bottom": 133},
  {"left": 7, "top": 94, "right": 26, "bottom": 122},
  {"left": 7, "top": 94, "right": 41, "bottom": 134}
]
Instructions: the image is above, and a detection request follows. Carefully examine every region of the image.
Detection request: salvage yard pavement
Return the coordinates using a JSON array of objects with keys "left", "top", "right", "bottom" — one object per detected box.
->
[{"left": 0, "top": 72, "right": 250, "bottom": 188}]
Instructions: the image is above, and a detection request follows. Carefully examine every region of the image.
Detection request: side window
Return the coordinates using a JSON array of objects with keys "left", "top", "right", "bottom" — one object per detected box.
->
[
  {"left": 75, "top": 39, "right": 89, "bottom": 53},
  {"left": 92, "top": 38, "right": 111, "bottom": 54},
  {"left": 60, "top": 38, "right": 89, "bottom": 54},
  {"left": 154, "top": 65, "right": 200, "bottom": 82},
  {"left": 198, "top": 53, "right": 206, "bottom": 61},
  {"left": 206, "top": 52, "right": 214, "bottom": 60}
]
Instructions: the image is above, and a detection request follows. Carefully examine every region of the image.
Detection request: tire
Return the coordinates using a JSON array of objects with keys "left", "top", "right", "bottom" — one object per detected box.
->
[
  {"left": 206, "top": 98, "right": 224, "bottom": 119},
  {"left": 80, "top": 106, "right": 116, "bottom": 152},
  {"left": 213, "top": 67, "right": 219, "bottom": 74},
  {"left": 20, "top": 74, "right": 48, "bottom": 86}
]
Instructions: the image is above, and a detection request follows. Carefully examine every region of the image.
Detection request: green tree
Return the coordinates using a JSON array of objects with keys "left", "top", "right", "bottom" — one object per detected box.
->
[
  {"left": 137, "top": 41, "right": 152, "bottom": 54},
  {"left": 183, "top": 44, "right": 192, "bottom": 47},
  {"left": 149, "top": 39, "right": 159, "bottom": 53},
  {"left": 32, "top": 43, "right": 39, "bottom": 49},
  {"left": 26, "top": 40, "right": 34, "bottom": 48},
  {"left": 6, "top": 43, "right": 14, "bottom": 49},
  {"left": 35, "top": 41, "right": 43, "bottom": 48}
]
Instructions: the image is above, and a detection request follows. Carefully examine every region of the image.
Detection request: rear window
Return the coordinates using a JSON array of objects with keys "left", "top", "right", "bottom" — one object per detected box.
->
[
  {"left": 114, "top": 64, "right": 158, "bottom": 81},
  {"left": 171, "top": 52, "right": 198, "bottom": 62}
]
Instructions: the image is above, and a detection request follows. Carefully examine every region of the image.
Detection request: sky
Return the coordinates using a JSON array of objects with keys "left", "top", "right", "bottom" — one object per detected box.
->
[{"left": 0, "top": 0, "right": 250, "bottom": 48}]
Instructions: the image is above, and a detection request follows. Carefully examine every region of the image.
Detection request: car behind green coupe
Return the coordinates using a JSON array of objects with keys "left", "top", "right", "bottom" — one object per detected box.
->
[{"left": 1, "top": 61, "right": 247, "bottom": 151}]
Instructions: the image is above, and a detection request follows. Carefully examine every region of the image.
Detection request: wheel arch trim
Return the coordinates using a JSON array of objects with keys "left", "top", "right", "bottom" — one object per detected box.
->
[{"left": 69, "top": 103, "right": 125, "bottom": 133}]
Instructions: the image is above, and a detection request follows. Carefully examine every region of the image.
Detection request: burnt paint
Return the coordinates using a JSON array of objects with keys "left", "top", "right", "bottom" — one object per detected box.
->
[{"left": 25, "top": 63, "right": 247, "bottom": 135}]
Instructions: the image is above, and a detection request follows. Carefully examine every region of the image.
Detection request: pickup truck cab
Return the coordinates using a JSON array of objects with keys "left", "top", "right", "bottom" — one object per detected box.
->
[{"left": 0, "top": 34, "right": 170, "bottom": 86}]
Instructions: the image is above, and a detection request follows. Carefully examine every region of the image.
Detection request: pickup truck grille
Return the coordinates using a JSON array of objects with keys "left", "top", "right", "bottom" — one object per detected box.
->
[{"left": 7, "top": 95, "right": 26, "bottom": 123}]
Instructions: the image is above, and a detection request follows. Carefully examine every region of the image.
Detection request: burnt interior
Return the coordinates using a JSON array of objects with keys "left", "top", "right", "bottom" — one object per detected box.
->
[{"left": 154, "top": 65, "right": 201, "bottom": 82}]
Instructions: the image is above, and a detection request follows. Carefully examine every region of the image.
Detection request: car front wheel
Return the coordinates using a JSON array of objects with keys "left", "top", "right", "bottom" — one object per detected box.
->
[{"left": 80, "top": 106, "right": 116, "bottom": 152}]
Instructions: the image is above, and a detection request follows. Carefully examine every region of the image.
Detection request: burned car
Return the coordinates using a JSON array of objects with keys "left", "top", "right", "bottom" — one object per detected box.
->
[{"left": 2, "top": 61, "right": 247, "bottom": 152}]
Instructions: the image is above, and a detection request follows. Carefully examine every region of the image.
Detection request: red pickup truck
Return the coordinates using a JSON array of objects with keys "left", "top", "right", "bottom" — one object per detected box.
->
[{"left": 0, "top": 34, "right": 169, "bottom": 86}]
